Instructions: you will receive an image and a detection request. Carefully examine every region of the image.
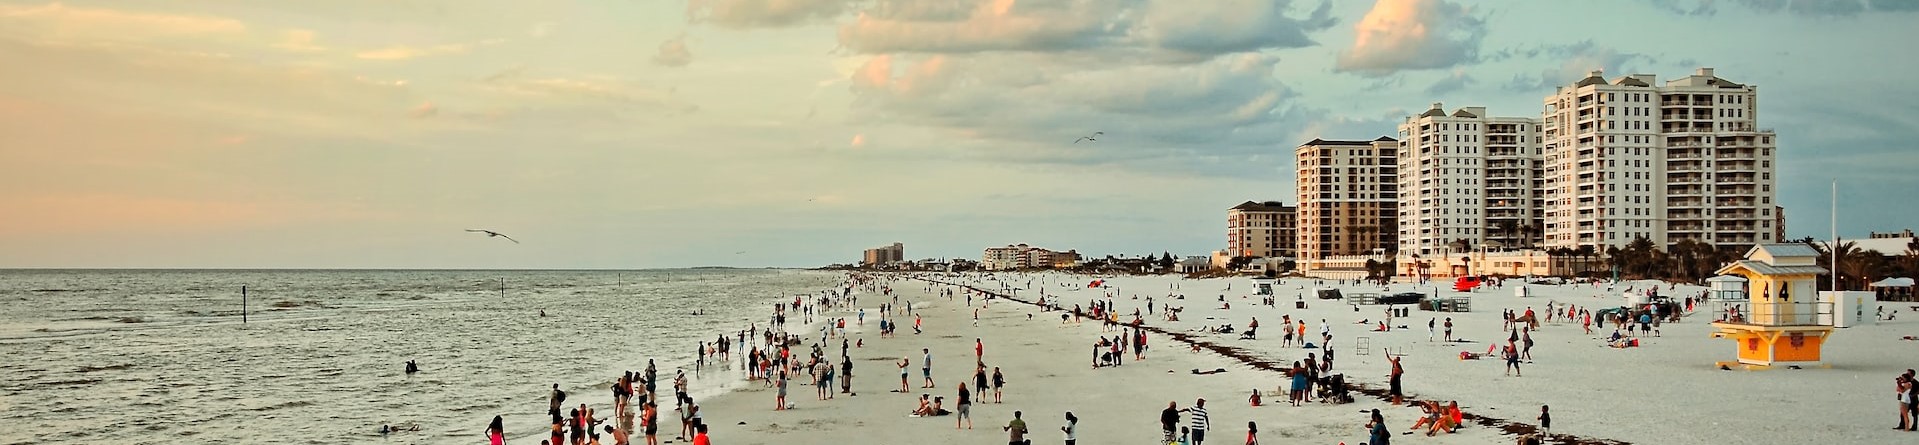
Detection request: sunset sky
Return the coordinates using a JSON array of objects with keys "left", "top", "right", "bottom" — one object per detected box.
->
[{"left": 1, "top": 0, "right": 1915, "bottom": 268}]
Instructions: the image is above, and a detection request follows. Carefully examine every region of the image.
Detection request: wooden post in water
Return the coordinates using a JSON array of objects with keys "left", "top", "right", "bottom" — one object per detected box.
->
[
  {"left": 499, "top": 277, "right": 506, "bottom": 298},
  {"left": 241, "top": 285, "right": 248, "bottom": 326}
]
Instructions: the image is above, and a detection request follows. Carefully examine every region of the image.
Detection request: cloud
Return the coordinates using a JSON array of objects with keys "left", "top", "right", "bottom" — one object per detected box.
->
[
  {"left": 836, "top": 0, "right": 1118, "bottom": 54},
  {"left": 834, "top": 0, "right": 1335, "bottom": 58},
  {"left": 1334, "top": 0, "right": 1487, "bottom": 75},
  {"left": 274, "top": 29, "right": 325, "bottom": 52},
  {"left": 1424, "top": 70, "right": 1475, "bottom": 95},
  {"left": 409, "top": 101, "right": 438, "bottom": 119},
  {"left": 0, "top": 2, "right": 247, "bottom": 41},
  {"left": 1501, "top": 41, "right": 1656, "bottom": 92},
  {"left": 1136, "top": 0, "right": 1336, "bottom": 56},
  {"left": 1648, "top": 0, "right": 1918, "bottom": 16},
  {"left": 653, "top": 35, "right": 693, "bottom": 67},
  {"left": 845, "top": 51, "right": 1319, "bottom": 172},
  {"left": 688, "top": 0, "right": 850, "bottom": 29},
  {"left": 356, "top": 40, "right": 498, "bottom": 60},
  {"left": 529, "top": 21, "right": 556, "bottom": 38},
  {"left": 479, "top": 68, "right": 699, "bottom": 115}
]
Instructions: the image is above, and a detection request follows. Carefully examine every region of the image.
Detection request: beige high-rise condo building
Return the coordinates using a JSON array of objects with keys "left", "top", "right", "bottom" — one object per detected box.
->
[
  {"left": 1395, "top": 103, "right": 1545, "bottom": 258},
  {"left": 862, "top": 242, "right": 903, "bottom": 266},
  {"left": 1227, "top": 200, "right": 1296, "bottom": 259},
  {"left": 1296, "top": 137, "right": 1399, "bottom": 269},
  {"left": 1541, "top": 68, "right": 1777, "bottom": 250}
]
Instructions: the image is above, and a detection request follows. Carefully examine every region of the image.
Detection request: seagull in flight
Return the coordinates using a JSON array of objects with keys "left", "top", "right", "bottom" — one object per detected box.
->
[
  {"left": 1074, "top": 131, "right": 1104, "bottom": 144},
  {"left": 465, "top": 229, "right": 519, "bottom": 244}
]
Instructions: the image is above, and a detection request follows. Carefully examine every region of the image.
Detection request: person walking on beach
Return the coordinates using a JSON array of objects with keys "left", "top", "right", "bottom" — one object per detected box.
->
[
  {"left": 1062, "top": 412, "right": 1078, "bottom": 445},
  {"left": 1444, "top": 317, "right": 1454, "bottom": 343},
  {"left": 1521, "top": 328, "right": 1535, "bottom": 361},
  {"left": 1503, "top": 344, "right": 1523, "bottom": 377},
  {"left": 922, "top": 348, "right": 936, "bottom": 388},
  {"left": 1427, "top": 318, "right": 1435, "bottom": 342},
  {"left": 992, "top": 367, "right": 1006, "bottom": 403},
  {"left": 957, "top": 382, "right": 975, "bottom": 429},
  {"left": 1187, "top": 398, "right": 1210, "bottom": 445},
  {"left": 1244, "top": 421, "right": 1258, "bottom": 445},
  {"left": 976, "top": 338, "right": 986, "bottom": 364}
]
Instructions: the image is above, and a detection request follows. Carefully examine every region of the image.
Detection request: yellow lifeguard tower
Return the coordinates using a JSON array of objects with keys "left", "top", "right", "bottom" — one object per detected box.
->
[{"left": 1709, "top": 244, "right": 1835, "bottom": 370}]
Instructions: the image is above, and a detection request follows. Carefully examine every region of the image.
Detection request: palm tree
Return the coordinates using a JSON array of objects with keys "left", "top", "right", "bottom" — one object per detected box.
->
[{"left": 1497, "top": 220, "right": 1519, "bottom": 251}]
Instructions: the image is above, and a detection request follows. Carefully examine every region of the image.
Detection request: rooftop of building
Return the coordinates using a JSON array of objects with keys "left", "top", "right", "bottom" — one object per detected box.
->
[
  {"left": 1230, "top": 200, "right": 1295, "bottom": 212},
  {"left": 1299, "top": 137, "right": 1393, "bottom": 146}
]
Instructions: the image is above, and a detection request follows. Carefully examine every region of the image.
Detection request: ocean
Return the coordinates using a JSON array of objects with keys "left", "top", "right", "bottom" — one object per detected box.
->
[{"left": 0, "top": 268, "right": 843, "bottom": 444}]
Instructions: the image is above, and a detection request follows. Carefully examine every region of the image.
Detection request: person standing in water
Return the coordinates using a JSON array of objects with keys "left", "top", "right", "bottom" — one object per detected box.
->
[{"left": 485, "top": 415, "right": 505, "bottom": 445}]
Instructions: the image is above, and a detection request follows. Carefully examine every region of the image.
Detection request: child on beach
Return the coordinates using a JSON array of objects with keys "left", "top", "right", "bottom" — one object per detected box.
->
[
  {"left": 1062, "top": 412, "right": 1078, "bottom": 445},
  {"left": 1245, "top": 421, "right": 1258, "bottom": 445},
  {"left": 1538, "top": 405, "right": 1551, "bottom": 434}
]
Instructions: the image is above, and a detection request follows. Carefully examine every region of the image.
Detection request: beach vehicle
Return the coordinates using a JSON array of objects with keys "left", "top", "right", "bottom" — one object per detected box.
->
[
  {"left": 1379, "top": 292, "right": 1424, "bottom": 305},
  {"left": 1453, "top": 276, "right": 1482, "bottom": 292}
]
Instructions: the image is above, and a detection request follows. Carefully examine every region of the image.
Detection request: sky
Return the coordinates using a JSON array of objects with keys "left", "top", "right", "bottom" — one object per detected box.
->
[{"left": 1, "top": 0, "right": 1916, "bottom": 269}]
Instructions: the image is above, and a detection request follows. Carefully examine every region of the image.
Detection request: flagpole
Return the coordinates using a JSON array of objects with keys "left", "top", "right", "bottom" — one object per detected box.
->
[{"left": 1831, "top": 179, "right": 1838, "bottom": 292}]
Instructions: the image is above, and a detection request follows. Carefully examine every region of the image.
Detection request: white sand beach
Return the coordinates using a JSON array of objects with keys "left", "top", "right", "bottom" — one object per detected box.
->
[{"left": 676, "top": 271, "right": 1916, "bottom": 445}]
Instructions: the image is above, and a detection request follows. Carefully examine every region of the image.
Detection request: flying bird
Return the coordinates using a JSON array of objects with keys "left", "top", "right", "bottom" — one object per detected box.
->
[
  {"left": 1074, "top": 131, "right": 1104, "bottom": 144},
  {"left": 465, "top": 229, "right": 519, "bottom": 244}
]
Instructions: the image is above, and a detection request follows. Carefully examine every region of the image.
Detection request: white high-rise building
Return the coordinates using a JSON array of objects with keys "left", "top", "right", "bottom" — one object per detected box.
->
[
  {"left": 1395, "top": 104, "right": 1544, "bottom": 258},
  {"left": 1384, "top": 68, "right": 1778, "bottom": 263},
  {"left": 1541, "top": 68, "right": 1777, "bottom": 251}
]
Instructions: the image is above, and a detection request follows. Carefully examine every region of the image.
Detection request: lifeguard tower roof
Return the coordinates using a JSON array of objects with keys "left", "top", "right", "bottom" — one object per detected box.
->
[{"left": 1734, "top": 243, "right": 1824, "bottom": 268}]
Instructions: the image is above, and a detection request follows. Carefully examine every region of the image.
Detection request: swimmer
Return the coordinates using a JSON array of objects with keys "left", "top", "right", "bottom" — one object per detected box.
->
[{"left": 404, "top": 360, "right": 419, "bottom": 375}]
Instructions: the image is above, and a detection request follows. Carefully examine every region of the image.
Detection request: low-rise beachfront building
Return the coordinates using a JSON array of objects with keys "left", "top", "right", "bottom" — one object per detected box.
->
[
  {"left": 1396, "top": 249, "right": 1597, "bottom": 280},
  {"left": 1227, "top": 200, "right": 1297, "bottom": 259},
  {"left": 1296, "top": 137, "right": 1400, "bottom": 276},
  {"left": 862, "top": 242, "right": 904, "bottom": 267},
  {"left": 1176, "top": 256, "right": 1212, "bottom": 274},
  {"left": 981, "top": 244, "right": 1078, "bottom": 270}
]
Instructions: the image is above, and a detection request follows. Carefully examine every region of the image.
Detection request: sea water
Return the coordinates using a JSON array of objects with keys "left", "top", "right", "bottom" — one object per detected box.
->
[{"left": 0, "top": 269, "right": 841, "bottom": 444}]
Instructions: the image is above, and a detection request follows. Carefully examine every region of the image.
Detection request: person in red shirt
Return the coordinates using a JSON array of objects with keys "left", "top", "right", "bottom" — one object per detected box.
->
[
  {"left": 691, "top": 424, "right": 710, "bottom": 445},
  {"left": 975, "top": 338, "right": 985, "bottom": 364}
]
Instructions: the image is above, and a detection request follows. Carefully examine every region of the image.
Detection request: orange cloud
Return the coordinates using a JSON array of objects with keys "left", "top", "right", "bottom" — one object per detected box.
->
[
  {"left": 1336, "top": 0, "right": 1484, "bottom": 74},
  {"left": 0, "top": 2, "right": 247, "bottom": 38}
]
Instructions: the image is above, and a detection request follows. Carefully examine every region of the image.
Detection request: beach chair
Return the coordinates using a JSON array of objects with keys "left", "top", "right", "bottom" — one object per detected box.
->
[{"left": 1354, "top": 337, "right": 1371, "bottom": 355}]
